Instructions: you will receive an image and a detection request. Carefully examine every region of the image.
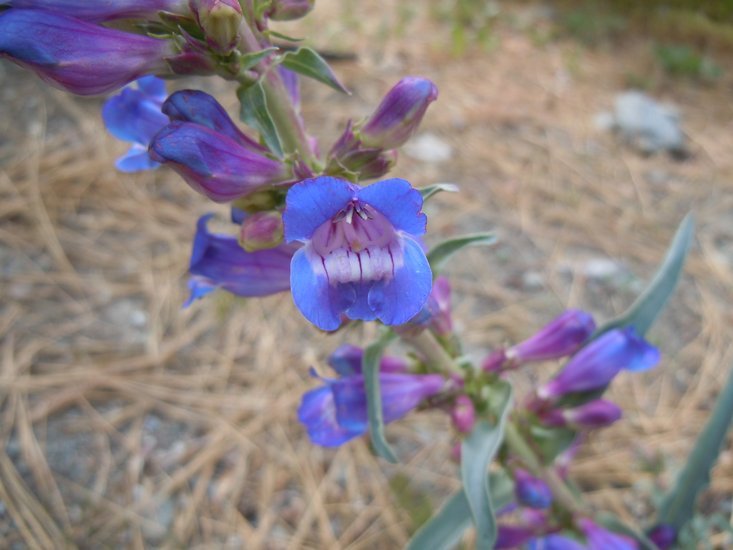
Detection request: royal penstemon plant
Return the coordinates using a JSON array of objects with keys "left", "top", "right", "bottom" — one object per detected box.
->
[{"left": 2, "top": 2, "right": 731, "bottom": 549}]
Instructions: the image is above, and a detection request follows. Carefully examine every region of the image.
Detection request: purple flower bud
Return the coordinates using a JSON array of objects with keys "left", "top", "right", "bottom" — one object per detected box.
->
[
  {"left": 578, "top": 518, "right": 638, "bottom": 550},
  {"left": 0, "top": 9, "right": 173, "bottom": 95},
  {"left": 162, "top": 90, "right": 267, "bottom": 152},
  {"left": 149, "top": 121, "right": 290, "bottom": 202},
  {"left": 327, "top": 344, "right": 408, "bottom": 377},
  {"left": 427, "top": 276, "right": 453, "bottom": 335},
  {"left": 562, "top": 399, "right": 622, "bottom": 429},
  {"left": 507, "top": 310, "right": 596, "bottom": 365},
  {"left": 538, "top": 328, "right": 660, "bottom": 401},
  {"left": 2, "top": 0, "right": 188, "bottom": 21},
  {"left": 239, "top": 211, "right": 284, "bottom": 252},
  {"left": 482, "top": 349, "right": 507, "bottom": 372},
  {"left": 266, "top": 0, "right": 314, "bottom": 21},
  {"left": 450, "top": 395, "right": 475, "bottom": 433},
  {"left": 327, "top": 121, "right": 397, "bottom": 181},
  {"left": 185, "top": 214, "right": 295, "bottom": 305},
  {"left": 647, "top": 524, "right": 676, "bottom": 550},
  {"left": 515, "top": 468, "right": 553, "bottom": 509},
  {"left": 359, "top": 77, "right": 438, "bottom": 150},
  {"left": 496, "top": 525, "right": 536, "bottom": 549},
  {"left": 298, "top": 368, "right": 444, "bottom": 447},
  {"left": 191, "top": 0, "right": 242, "bottom": 53}
]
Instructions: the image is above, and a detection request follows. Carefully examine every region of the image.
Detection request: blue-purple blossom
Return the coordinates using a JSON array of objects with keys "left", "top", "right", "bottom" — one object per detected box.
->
[
  {"left": 149, "top": 121, "right": 290, "bottom": 202},
  {"left": 359, "top": 77, "right": 439, "bottom": 150},
  {"left": 283, "top": 177, "right": 432, "bottom": 331},
  {"left": 552, "top": 399, "right": 623, "bottom": 429},
  {"left": 298, "top": 347, "right": 444, "bottom": 447},
  {"left": 161, "top": 90, "right": 267, "bottom": 153},
  {"left": 515, "top": 468, "right": 553, "bottom": 509},
  {"left": 538, "top": 327, "right": 660, "bottom": 400},
  {"left": 507, "top": 309, "right": 596, "bottom": 364},
  {"left": 0, "top": 9, "right": 173, "bottom": 95},
  {"left": 579, "top": 518, "right": 638, "bottom": 550},
  {"left": 102, "top": 76, "right": 168, "bottom": 172},
  {"left": 1, "top": 1, "right": 186, "bottom": 21},
  {"left": 327, "top": 344, "right": 408, "bottom": 376},
  {"left": 186, "top": 214, "right": 295, "bottom": 306},
  {"left": 529, "top": 534, "right": 586, "bottom": 550}
]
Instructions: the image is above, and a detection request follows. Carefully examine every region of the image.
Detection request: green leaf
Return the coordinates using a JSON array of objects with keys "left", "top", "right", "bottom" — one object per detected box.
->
[
  {"left": 427, "top": 233, "right": 497, "bottom": 275},
  {"left": 419, "top": 182, "right": 460, "bottom": 202},
  {"left": 239, "top": 47, "right": 278, "bottom": 71},
  {"left": 460, "top": 382, "right": 513, "bottom": 549},
  {"left": 657, "top": 364, "right": 733, "bottom": 530},
  {"left": 279, "top": 47, "right": 350, "bottom": 93},
  {"left": 237, "top": 80, "right": 284, "bottom": 158},
  {"left": 595, "top": 214, "right": 694, "bottom": 338},
  {"left": 362, "top": 331, "right": 399, "bottom": 463},
  {"left": 264, "top": 29, "right": 304, "bottom": 42},
  {"left": 406, "top": 472, "right": 514, "bottom": 550}
]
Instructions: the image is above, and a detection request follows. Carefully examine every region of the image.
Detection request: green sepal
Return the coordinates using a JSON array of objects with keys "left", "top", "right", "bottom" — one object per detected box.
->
[
  {"left": 362, "top": 330, "right": 399, "bottom": 463},
  {"left": 237, "top": 80, "right": 284, "bottom": 158},
  {"left": 528, "top": 424, "right": 577, "bottom": 464},
  {"left": 594, "top": 214, "right": 694, "bottom": 338},
  {"left": 239, "top": 47, "right": 279, "bottom": 72},
  {"left": 427, "top": 233, "right": 497, "bottom": 275},
  {"left": 278, "top": 47, "right": 350, "bottom": 93}
]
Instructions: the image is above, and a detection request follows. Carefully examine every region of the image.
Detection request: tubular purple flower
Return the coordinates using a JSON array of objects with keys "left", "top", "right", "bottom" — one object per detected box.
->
[
  {"left": 102, "top": 76, "right": 168, "bottom": 172},
  {"left": 284, "top": 177, "right": 432, "bottom": 331},
  {"left": 578, "top": 518, "right": 638, "bottom": 550},
  {"left": 359, "top": 76, "right": 438, "bottom": 150},
  {"left": 298, "top": 365, "right": 444, "bottom": 447},
  {"left": 2, "top": 1, "right": 187, "bottom": 21},
  {"left": 514, "top": 468, "right": 553, "bottom": 509},
  {"left": 647, "top": 525, "right": 676, "bottom": 550},
  {"left": 185, "top": 214, "right": 294, "bottom": 306},
  {"left": 161, "top": 90, "right": 267, "bottom": 153},
  {"left": 450, "top": 395, "right": 475, "bottom": 433},
  {"left": 529, "top": 534, "right": 586, "bottom": 550},
  {"left": 495, "top": 526, "right": 537, "bottom": 549},
  {"left": 537, "top": 328, "right": 660, "bottom": 401},
  {"left": 327, "top": 344, "right": 408, "bottom": 377},
  {"left": 560, "top": 399, "right": 623, "bottom": 429},
  {"left": 149, "top": 122, "right": 290, "bottom": 202},
  {"left": 0, "top": 9, "right": 173, "bottom": 95},
  {"left": 506, "top": 309, "right": 596, "bottom": 365}
]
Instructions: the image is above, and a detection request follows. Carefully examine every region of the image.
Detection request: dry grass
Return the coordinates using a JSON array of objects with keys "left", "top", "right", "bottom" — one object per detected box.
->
[{"left": 1, "top": 1, "right": 732, "bottom": 547}]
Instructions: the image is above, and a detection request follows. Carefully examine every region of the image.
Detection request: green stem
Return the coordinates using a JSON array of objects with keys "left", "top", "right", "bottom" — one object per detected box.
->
[
  {"left": 403, "top": 330, "right": 463, "bottom": 376},
  {"left": 504, "top": 422, "right": 582, "bottom": 515}
]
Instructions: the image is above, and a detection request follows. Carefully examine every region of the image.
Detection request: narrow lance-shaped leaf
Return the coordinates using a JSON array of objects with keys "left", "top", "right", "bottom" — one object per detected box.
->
[
  {"left": 279, "top": 47, "right": 349, "bottom": 94},
  {"left": 362, "top": 331, "right": 399, "bottom": 463},
  {"left": 237, "top": 80, "right": 284, "bottom": 158},
  {"left": 427, "top": 233, "right": 497, "bottom": 275},
  {"left": 419, "top": 182, "right": 460, "bottom": 202},
  {"left": 657, "top": 363, "right": 733, "bottom": 530},
  {"left": 595, "top": 214, "right": 694, "bottom": 338},
  {"left": 406, "top": 472, "right": 514, "bottom": 550},
  {"left": 460, "top": 382, "right": 513, "bottom": 549}
]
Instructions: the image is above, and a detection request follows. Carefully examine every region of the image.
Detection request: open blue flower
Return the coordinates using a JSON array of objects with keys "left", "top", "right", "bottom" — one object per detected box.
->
[
  {"left": 283, "top": 176, "right": 432, "bottom": 331},
  {"left": 102, "top": 76, "right": 168, "bottom": 172},
  {"left": 298, "top": 346, "right": 445, "bottom": 447}
]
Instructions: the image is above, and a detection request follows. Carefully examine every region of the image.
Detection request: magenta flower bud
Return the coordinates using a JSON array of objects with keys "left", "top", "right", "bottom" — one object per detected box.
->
[
  {"left": 1, "top": 1, "right": 188, "bottom": 21},
  {"left": 359, "top": 77, "right": 439, "bottom": 150},
  {"left": 450, "top": 395, "right": 475, "bottom": 434},
  {"left": 0, "top": 9, "right": 173, "bottom": 95},
  {"left": 239, "top": 211, "right": 284, "bottom": 252},
  {"left": 149, "top": 121, "right": 290, "bottom": 202},
  {"left": 563, "top": 399, "right": 622, "bottom": 429},
  {"left": 191, "top": 0, "right": 242, "bottom": 53},
  {"left": 514, "top": 468, "right": 553, "bottom": 509},
  {"left": 482, "top": 349, "right": 507, "bottom": 372},
  {"left": 647, "top": 524, "right": 676, "bottom": 550},
  {"left": 266, "top": 0, "right": 314, "bottom": 21},
  {"left": 506, "top": 310, "right": 596, "bottom": 365},
  {"left": 537, "top": 328, "right": 660, "bottom": 401}
]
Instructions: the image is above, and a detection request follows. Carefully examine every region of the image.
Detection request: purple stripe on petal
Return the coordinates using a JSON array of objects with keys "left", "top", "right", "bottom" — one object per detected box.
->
[{"left": 356, "top": 178, "right": 427, "bottom": 236}]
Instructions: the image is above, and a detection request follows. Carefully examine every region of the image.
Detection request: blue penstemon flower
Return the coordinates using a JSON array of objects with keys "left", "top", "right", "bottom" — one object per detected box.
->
[{"left": 283, "top": 176, "right": 433, "bottom": 331}]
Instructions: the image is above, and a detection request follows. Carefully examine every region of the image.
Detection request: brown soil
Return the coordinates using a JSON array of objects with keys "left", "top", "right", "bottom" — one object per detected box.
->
[{"left": 1, "top": 1, "right": 732, "bottom": 547}]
